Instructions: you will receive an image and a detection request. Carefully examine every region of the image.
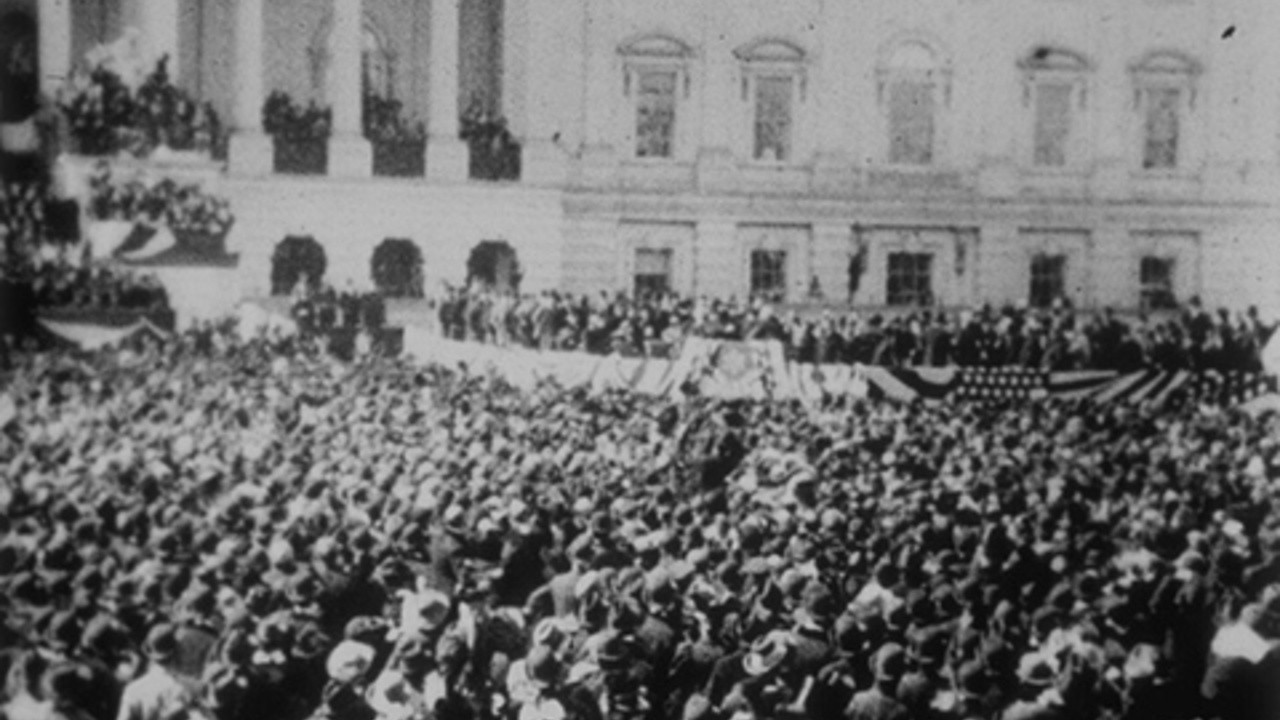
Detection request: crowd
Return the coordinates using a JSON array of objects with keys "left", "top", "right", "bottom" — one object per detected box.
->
[
  {"left": 0, "top": 316, "right": 1278, "bottom": 720},
  {"left": 290, "top": 283, "right": 388, "bottom": 338},
  {"left": 436, "top": 288, "right": 1273, "bottom": 372}
]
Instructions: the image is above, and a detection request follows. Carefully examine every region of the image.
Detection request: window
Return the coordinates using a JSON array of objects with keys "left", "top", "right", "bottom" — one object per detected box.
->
[
  {"left": 1029, "top": 254, "right": 1066, "bottom": 308},
  {"left": 620, "top": 35, "right": 693, "bottom": 161},
  {"left": 753, "top": 75, "right": 793, "bottom": 162},
  {"left": 735, "top": 40, "right": 806, "bottom": 163},
  {"left": 308, "top": 17, "right": 396, "bottom": 101},
  {"left": 750, "top": 250, "right": 787, "bottom": 301},
  {"left": 1020, "top": 47, "right": 1089, "bottom": 169},
  {"left": 1130, "top": 51, "right": 1200, "bottom": 171},
  {"left": 879, "top": 41, "right": 948, "bottom": 166},
  {"left": 362, "top": 24, "right": 393, "bottom": 99},
  {"left": 1140, "top": 257, "right": 1177, "bottom": 310},
  {"left": 1141, "top": 87, "right": 1181, "bottom": 169},
  {"left": 634, "top": 248, "right": 673, "bottom": 298},
  {"left": 1033, "top": 83, "right": 1073, "bottom": 167},
  {"left": 886, "top": 252, "right": 933, "bottom": 306},
  {"left": 635, "top": 70, "right": 677, "bottom": 158}
]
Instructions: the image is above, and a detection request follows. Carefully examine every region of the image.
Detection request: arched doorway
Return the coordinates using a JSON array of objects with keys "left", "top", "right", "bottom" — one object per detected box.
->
[
  {"left": 271, "top": 235, "right": 327, "bottom": 295},
  {"left": 0, "top": 12, "right": 38, "bottom": 123},
  {"left": 370, "top": 237, "right": 423, "bottom": 297},
  {"left": 466, "top": 240, "right": 520, "bottom": 294}
]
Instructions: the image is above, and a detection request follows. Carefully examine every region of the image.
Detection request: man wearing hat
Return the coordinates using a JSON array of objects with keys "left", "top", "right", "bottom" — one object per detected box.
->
[
  {"left": 844, "top": 643, "right": 910, "bottom": 720},
  {"left": 367, "top": 634, "right": 438, "bottom": 720},
  {"left": 116, "top": 623, "right": 203, "bottom": 720}
]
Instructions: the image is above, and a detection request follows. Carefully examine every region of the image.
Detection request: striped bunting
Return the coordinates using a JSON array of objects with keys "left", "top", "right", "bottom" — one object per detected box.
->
[{"left": 400, "top": 326, "right": 1272, "bottom": 407}]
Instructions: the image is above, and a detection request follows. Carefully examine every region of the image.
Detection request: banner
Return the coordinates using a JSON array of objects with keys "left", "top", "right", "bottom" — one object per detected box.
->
[
  {"left": 391, "top": 327, "right": 1277, "bottom": 407},
  {"left": 38, "top": 317, "right": 166, "bottom": 350}
]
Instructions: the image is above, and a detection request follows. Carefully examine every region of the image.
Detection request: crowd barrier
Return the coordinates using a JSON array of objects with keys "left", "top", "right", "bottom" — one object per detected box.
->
[{"left": 402, "top": 327, "right": 1277, "bottom": 406}]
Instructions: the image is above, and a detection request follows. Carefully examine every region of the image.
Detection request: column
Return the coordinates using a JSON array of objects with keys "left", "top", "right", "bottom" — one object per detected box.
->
[
  {"left": 327, "top": 0, "right": 371, "bottom": 177},
  {"left": 228, "top": 0, "right": 272, "bottom": 176},
  {"left": 137, "top": 0, "right": 181, "bottom": 79},
  {"left": 37, "top": 0, "right": 72, "bottom": 99},
  {"left": 425, "top": 0, "right": 468, "bottom": 181}
]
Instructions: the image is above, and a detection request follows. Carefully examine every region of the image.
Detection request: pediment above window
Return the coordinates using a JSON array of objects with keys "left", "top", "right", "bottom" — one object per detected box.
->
[
  {"left": 618, "top": 34, "right": 694, "bottom": 59},
  {"left": 1130, "top": 50, "right": 1202, "bottom": 77},
  {"left": 733, "top": 38, "right": 806, "bottom": 64},
  {"left": 1019, "top": 46, "right": 1090, "bottom": 72}
]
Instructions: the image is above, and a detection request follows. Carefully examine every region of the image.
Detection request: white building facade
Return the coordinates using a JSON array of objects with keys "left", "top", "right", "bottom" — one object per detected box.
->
[{"left": 5, "top": 0, "right": 1280, "bottom": 314}]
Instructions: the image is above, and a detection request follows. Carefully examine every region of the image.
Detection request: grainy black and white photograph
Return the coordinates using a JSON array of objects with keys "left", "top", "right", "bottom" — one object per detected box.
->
[{"left": 0, "top": 1, "right": 1279, "bottom": 719}]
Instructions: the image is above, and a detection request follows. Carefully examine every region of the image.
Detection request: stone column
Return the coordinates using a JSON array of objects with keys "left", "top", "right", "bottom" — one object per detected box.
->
[
  {"left": 138, "top": 0, "right": 181, "bottom": 79},
  {"left": 37, "top": 0, "right": 72, "bottom": 99},
  {"left": 228, "top": 0, "right": 272, "bottom": 176},
  {"left": 425, "top": 0, "right": 468, "bottom": 181},
  {"left": 326, "top": 0, "right": 372, "bottom": 177}
]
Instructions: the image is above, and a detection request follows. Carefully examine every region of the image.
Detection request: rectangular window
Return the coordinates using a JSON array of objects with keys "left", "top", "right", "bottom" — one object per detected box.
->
[
  {"left": 1029, "top": 254, "right": 1067, "bottom": 308},
  {"left": 753, "top": 75, "right": 793, "bottom": 162},
  {"left": 1140, "top": 256, "right": 1177, "bottom": 310},
  {"left": 1142, "top": 87, "right": 1181, "bottom": 170},
  {"left": 634, "top": 248, "right": 673, "bottom": 298},
  {"left": 750, "top": 249, "right": 787, "bottom": 301},
  {"left": 635, "top": 70, "right": 677, "bottom": 159},
  {"left": 886, "top": 252, "right": 933, "bottom": 306},
  {"left": 1033, "top": 82, "right": 1073, "bottom": 167},
  {"left": 888, "top": 80, "right": 935, "bottom": 165}
]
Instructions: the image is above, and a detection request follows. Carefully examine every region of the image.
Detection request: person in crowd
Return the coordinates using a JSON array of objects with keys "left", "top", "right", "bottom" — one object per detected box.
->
[
  {"left": 428, "top": 284, "right": 1273, "bottom": 371},
  {"left": 0, "top": 281, "right": 1279, "bottom": 720}
]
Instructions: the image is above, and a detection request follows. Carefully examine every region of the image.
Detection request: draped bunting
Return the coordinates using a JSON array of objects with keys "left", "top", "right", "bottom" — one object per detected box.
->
[
  {"left": 401, "top": 328, "right": 1275, "bottom": 406},
  {"left": 38, "top": 317, "right": 167, "bottom": 350}
]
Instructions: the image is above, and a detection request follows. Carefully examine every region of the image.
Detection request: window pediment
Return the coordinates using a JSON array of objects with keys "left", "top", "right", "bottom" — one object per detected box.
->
[
  {"left": 1019, "top": 46, "right": 1090, "bottom": 73},
  {"left": 618, "top": 34, "right": 694, "bottom": 60},
  {"left": 1130, "top": 50, "right": 1201, "bottom": 77},
  {"left": 734, "top": 38, "right": 806, "bottom": 64}
]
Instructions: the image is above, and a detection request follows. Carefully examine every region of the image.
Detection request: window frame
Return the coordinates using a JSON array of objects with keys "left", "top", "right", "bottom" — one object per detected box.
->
[
  {"left": 885, "top": 251, "right": 935, "bottom": 307},
  {"left": 1138, "top": 256, "right": 1178, "bottom": 311},
  {"left": 876, "top": 39, "right": 952, "bottom": 168},
  {"left": 1019, "top": 47, "right": 1090, "bottom": 172},
  {"left": 735, "top": 39, "right": 807, "bottom": 166},
  {"left": 619, "top": 35, "right": 695, "bottom": 163},
  {"left": 633, "top": 247, "right": 674, "bottom": 299},
  {"left": 749, "top": 249, "right": 789, "bottom": 302},
  {"left": 1028, "top": 253, "right": 1068, "bottom": 309},
  {"left": 1129, "top": 51, "right": 1201, "bottom": 174}
]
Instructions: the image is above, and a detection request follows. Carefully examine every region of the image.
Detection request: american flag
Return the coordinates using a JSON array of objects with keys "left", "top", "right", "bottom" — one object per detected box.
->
[
  {"left": 953, "top": 368, "right": 1048, "bottom": 401},
  {"left": 856, "top": 366, "right": 1275, "bottom": 406}
]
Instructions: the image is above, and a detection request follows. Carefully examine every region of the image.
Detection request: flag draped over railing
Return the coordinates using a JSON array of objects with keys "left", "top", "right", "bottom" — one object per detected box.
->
[{"left": 400, "top": 326, "right": 1276, "bottom": 407}]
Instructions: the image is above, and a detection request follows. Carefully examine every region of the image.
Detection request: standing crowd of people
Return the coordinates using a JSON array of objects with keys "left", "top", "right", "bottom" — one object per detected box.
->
[
  {"left": 0, "top": 316, "right": 1277, "bottom": 720},
  {"left": 434, "top": 288, "right": 1273, "bottom": 373}
]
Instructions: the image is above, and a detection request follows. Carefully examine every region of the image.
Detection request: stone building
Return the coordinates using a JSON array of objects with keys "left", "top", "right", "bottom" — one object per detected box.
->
[{"left": 3, "top": 0, "right": 1279, "bottom": 315}]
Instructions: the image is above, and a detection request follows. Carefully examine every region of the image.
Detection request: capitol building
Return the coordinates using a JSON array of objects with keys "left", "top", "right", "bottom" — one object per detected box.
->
[{"left": 3, "top": 0, "right": 1279, "bottom": 316}]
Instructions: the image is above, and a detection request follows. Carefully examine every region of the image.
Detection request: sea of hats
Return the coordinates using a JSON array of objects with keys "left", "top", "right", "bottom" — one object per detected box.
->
[{"left": 0, "top": 315, "right": 1278, "bottom": 720}]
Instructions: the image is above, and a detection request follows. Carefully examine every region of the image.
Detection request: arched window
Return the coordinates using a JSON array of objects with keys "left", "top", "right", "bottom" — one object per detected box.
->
[
  {"left": 1129, "top": 51, "right": 1200, "bottom": 171},
  {"left": 877, "top": 40, "right": 949, "bottom": 166},
  {"left": 619, "top": 34, "right": 694, "bottom": 160},
  {"left": 371, "top": 238, "right": 424, "bottom": 298},
  {"left": 735, "top": 39, "right": 806, "bottom": 164},
  {"left": 271, "top": 236, "right": 327, "bottom": 295},
  {"left": 1019, "top": 47, "right": 1090, "bottom": 169}
]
